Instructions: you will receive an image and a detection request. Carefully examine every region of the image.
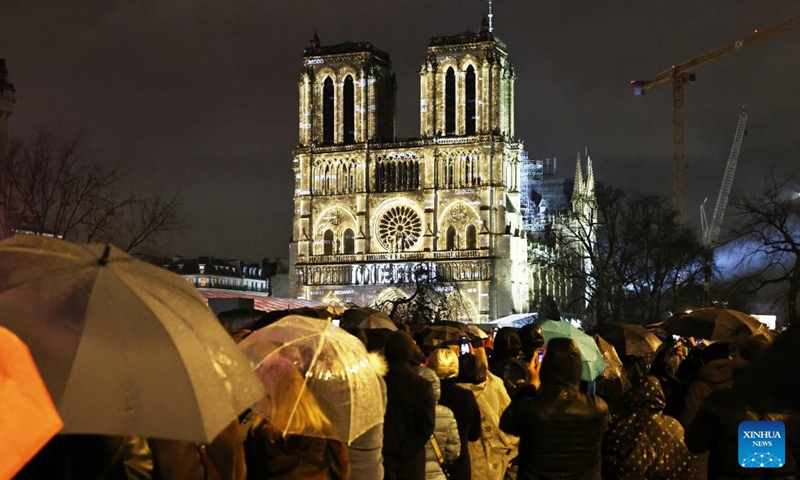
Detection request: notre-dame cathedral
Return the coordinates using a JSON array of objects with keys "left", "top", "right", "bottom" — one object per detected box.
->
[{"left": 289, "top": 18, "right": 593, "bottom": 322}]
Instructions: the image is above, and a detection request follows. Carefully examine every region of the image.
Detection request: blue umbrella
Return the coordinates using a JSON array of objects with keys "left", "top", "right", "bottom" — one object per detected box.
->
[{"left": 537, "top": 320, "right": 606, "bottom": 381}]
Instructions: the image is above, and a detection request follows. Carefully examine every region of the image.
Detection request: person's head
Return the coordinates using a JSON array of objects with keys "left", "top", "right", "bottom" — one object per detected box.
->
[
  {"left": 255, "top": 357, "right": 332, "bottom": 438},
  {"left": 519, "top": 323, "right": 545, "bottom": 363},
  {"left": 734, "top": 334, "right": 772, "bottom": 366},
  {"left": 539, "top": 337, "right": 583, "bottom": 388},
  {"left": 414, "top": 365, "right": 441, "bottom": 403},
  {"left": 457, "top": 352, "right": 487, "bottom": 384},
  {"left": 492, "top": 327, "right": 522, "bottom": 360},
  {"left": 345, "top": 326, "right": 369, "bottom": 349},
  {"left": 383, "top": 330, "right": 423, "bottom": 364},
  {"left": 426, "top": 347, "right": 459, "bottom": 380}
]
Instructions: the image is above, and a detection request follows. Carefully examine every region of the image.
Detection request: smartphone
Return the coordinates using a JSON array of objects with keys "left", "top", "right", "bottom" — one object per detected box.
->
[
  {"left": 537, "top": 349, "right": 545, "bottom": 364},
  {"left": 331, "top": 319, "right": 341, "bottom": 327},
  {"left": 459, "top": 336, "right": 470, "bottom": 355}
]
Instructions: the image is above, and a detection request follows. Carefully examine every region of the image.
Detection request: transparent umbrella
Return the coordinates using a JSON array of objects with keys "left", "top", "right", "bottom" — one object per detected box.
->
[{"left": 238, "top": 315, "right": 384, "bottom": 444}]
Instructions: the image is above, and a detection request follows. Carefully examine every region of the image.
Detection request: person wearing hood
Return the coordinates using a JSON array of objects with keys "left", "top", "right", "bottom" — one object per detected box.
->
[
  {"left": 456, "top": 352, "right": 519, "bottom": 480},
  {"left": 601, "top": 376, "right": 693, "bottom": 479},
  {"left": 426, "top": 348, "right": 481, "bottom": 480},
  {"left": 499, "top": 337, "right": 610, "bottom": 480},
  {"left": 382, "top": 330, "right": 436, "bottom": 480},
  {"left": 679, "top": 341, "right": 734, "bottom": 428},
  {"left": 488, "top": 327, "right": 531, "bottom": 399},
  {"left": 414, "top": 365, "right": 461, "bottom": 480},
  {"left": 345, "top": 327, "right": 389, "bottom": 480}
]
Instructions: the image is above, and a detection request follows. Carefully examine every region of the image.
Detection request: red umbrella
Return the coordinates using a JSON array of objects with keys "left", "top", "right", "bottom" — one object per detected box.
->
[{"left": 0, "top": 322, "right": 63, "bottom": 479}]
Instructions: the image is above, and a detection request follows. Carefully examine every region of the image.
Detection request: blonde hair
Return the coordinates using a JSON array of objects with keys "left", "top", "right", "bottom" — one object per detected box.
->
[
  {"left": 257, "top": 358, "right": 333, "bottom": 439},
  {"left": 426, "top": 347, "right": 459, "bottom": 380}
]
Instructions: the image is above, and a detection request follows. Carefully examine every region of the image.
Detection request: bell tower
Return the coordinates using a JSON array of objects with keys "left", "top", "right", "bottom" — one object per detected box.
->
[
  {"left": 419, "top": 17, "right": 515, "bottom": 139},
  {"left": 298, "top": 33, "right": 396, "bottom": 147}
]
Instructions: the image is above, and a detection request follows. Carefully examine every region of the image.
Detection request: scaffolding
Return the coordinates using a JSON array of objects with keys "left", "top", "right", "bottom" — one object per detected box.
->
[{"left": 520, "top": 153, "right": 557, "bottom": 235}]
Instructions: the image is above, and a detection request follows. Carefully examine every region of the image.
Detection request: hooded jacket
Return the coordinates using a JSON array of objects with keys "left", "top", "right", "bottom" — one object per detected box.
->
[
  {"left": 382, "top": 331, "right": 436, "bottom": 480},
  {"left": 426, "top": 348, "right": 481, "bottom": 480},
  {"left": 346, "top": 352, "right": 389, "bottom": 480},
  {"left": 414, "top": 365, "right": 461, "bottom": 480},
  {"left": 457, "top": 355, "right": 519, "bottom": 480},
  {"left": 500, "top": 337, "right": 610, "bottom": 480},
  {"left": 602, "top": 376, "right": 693, "bottom": 479}
]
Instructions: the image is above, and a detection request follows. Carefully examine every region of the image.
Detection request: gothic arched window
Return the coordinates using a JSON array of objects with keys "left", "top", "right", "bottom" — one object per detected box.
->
[
  {"left": 445, "top": 67, "right": 456, "bottom": 136},
  {"left": 446, "top": 225, "right": 456, "bottom": 250},
  {"left": 323, "top": 229, "right": 334, "bottom": 255},
  {"left": 343, "top": 75, "right": 355, "bottom": 144},
  {"left": 343, "top": 228, "right": 355, "bottom": 254},
  {"left": 322, "top": 77, "right": 334, "bottom": 144},
  {"left": 466, "top": 224, "right": 477, "bottom": 250},
  {"left": 465, "top": 66, "right": 476, "bottom": 135}
]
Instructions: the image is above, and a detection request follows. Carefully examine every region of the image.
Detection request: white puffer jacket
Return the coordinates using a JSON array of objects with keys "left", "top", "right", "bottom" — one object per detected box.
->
[{"left": 414, "top": 365, "right": 461, "bottom": 480}]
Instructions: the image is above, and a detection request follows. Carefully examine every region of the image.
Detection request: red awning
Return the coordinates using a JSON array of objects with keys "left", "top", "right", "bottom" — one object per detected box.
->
[{"left": 197, "top": 290, "right": 325, "bottom": 312}]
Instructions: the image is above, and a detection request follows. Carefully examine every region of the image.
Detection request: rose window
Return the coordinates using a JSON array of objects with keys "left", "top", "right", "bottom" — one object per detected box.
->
[{"left": 377, "top": 205, "right": 422, "bottom": 252}]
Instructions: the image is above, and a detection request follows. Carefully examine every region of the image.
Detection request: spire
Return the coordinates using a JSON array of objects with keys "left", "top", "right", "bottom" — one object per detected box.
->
[
  {"left": 585, "top": 155, "right": 595, "bottom": 196},
  {"left": 572, "top": 152, "right": 584, "bottom": 208},
  {"left": 310, "top": 30, "right": 320, "bottom": 48},
  {"left": 480, "top": 15, "right": 489, "bottom": 34},
  {"left": 488, "top": 0, "right": 494, "bottom": 33}
]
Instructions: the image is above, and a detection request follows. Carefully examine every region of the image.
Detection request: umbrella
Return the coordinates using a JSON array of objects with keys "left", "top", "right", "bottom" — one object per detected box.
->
[
  {"left": 593, "top": 335, "right": 626, "bottom": 383},
  {"left": 0, "top": 322, "right": 63, "bottom": 480},
  {"left": 238, "top": 315, "right": 385, "bottom": 444},
  {"left": 343, "top": 307, "right": 397, "bottom": 331},
  {"left": 537, "top": 320, "right": 606, "bottom": 381},
  {"left": 597, "top": 323, "right": 663, "bottom": 356},
  {"left": 661, "top": 307, "right": 769, "bottom": 341},
  {"left": 467, "top": 324, "right": 489, "bottom": 339},
  {"left": 250, "top": 306, "right": 333, "bottom": 330},
  {"left": 217, "top": 308, "right": 266, "bottom": 333},
  {"left": 421, "top": 323, "right": 467, "bottom": 346},
  {"left": 0, "top": 235, "right": 265, "bottom": 443}
]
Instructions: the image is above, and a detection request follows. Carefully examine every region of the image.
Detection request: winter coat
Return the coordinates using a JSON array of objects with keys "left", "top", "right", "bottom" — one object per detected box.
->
[
  {"left": 680, "top": 357, "right": 734, "bottom": 428},
  {"left": 150, "top": 420, "right": 246, "bottom": 480},
  {"left": 457, "top": 370, "right": 519, "bottom": 480},
  {"left": 414, "top": 366, "right": 461, "bottom": 480},
  {"left": 346, "top": 352, "right": 389, "bottom": 480},
  {"left": 602, "top": 376, "right": 693, "bottom": 479},
  {"left": 244, "top": 416, "right": 349, "bottom": 480},
  {"left": 685, "top": 376, "right": 800, "bottom": 480},
  {"left": 14, "top": 434, "right": 153, "bottom": 480},
  {"left": 500, "top": 337, "right": 610, "bottom": 480},
  {"left": 427, "top": 348, "right": 482, "bottom": 480},
  {"left": 382, "top": 331, "right": 437, "bottom": 480}
]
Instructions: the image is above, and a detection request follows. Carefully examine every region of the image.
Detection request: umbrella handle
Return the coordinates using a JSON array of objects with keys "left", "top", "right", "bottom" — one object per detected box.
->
[{"left": 197, "top": 444, "right": 223, "bottom": 480}]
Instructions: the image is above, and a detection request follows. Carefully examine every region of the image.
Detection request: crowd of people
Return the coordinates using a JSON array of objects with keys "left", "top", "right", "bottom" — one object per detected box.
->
[{"left": 14, "top": 318, "right": 800, "bottom": 480}]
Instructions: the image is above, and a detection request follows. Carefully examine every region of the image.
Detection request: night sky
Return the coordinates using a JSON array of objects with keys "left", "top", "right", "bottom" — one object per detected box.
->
[{"left": 2, "top": 1, "right": 799, "bottom": 262}]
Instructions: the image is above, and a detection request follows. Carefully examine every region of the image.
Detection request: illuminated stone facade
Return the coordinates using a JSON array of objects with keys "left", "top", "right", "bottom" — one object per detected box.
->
[{"left": 289, "top": 23, "right": 551, "bottom": 322}]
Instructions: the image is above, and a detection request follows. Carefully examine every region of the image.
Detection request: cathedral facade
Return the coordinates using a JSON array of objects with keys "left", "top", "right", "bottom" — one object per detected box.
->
[{"left": 289, "top": 21, "right": 577, "bottom": 322}]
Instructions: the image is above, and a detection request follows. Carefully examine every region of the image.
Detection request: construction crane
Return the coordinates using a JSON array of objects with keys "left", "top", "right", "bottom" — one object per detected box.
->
[
  {"left": 700, "top": 107, "right": 748, "bottom": 306},
  {"left": 701, "top": 107, "right": 748, "bottom": 247},
  {"left": 631, "top": 11, "right": 800, "bottom": 224}
]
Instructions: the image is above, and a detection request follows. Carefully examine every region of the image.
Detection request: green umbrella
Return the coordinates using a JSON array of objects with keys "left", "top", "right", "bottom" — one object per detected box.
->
[{"left": 538, "top": 320, "right": 606, "bottom": 381}]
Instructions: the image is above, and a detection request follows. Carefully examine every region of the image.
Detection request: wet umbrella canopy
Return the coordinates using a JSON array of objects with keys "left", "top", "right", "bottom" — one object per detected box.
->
[
  {"left": 537, "top": 320, "right": 606, "bottom": 382},
  {"left": 238, "top": 315, "right": 384, "bottom": 444},
  {"left": 0, "top": 236, "right": 265, "bottom": 443},
  {"left": 662, "top": 308, "right": 769, "bottom": 341}
]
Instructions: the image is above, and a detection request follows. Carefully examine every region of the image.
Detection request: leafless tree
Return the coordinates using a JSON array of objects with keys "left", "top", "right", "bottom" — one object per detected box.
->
[
  {"left": 540, "top": 184, "right": 709, "bottom": 326},
  {"left": 371, "top": 263, "right": 470, "bottom": 325},
  {"left": 0, "top": 128, "right": 182, "bottom": 254},
  {"left": 726, "top": 173, "right": 800, "bottom": 325}
]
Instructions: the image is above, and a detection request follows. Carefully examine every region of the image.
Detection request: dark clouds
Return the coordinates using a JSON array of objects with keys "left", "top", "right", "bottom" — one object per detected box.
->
[{"left": 2, "top": 0, "right": 799, "bottom": 260}]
